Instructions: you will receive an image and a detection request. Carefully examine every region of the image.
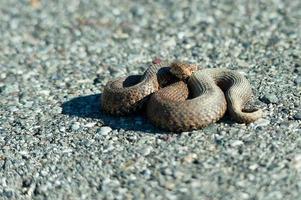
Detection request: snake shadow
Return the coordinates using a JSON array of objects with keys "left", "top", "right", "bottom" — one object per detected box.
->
[{"left": 61, "top": 93, "right": 163, "bottom": 133}]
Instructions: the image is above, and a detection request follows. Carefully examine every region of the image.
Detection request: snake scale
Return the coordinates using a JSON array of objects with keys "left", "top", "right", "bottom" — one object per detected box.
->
[{"left": 101, "top": 60, "right": 262, "bottom": 132}]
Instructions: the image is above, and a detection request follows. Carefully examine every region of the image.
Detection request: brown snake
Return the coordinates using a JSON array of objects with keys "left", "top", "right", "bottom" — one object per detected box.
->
[{"left": 101, "top": 60, "right": 263, "bottom": 132}]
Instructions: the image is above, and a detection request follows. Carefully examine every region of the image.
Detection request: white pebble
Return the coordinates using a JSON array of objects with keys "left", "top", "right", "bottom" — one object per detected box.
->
[
  {"left": 99, "top": 126, "right": 112, "bottom": 135},
  {"left": 84, "top": 122, "right": 97, "bottom": 128},
  {"left": 71, "top": 122, "right": 80, "bottom": 131},
  {"left": 141, "top": 146, "right": 153, "bottom": 156},
  {"left": 254, "top": 118, "right": 270, "bottom": 127},
  {"left": 231, "top": 140, "right": 244, "bottom": 147},
  {"left": 292, "top": 154, "right": 301, "bottom": 172}
]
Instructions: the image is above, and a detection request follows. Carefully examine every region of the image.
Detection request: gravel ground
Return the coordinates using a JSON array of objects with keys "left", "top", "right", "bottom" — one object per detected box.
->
[{"left": 0, "top": 0, "right": 301, "bottom": 199}]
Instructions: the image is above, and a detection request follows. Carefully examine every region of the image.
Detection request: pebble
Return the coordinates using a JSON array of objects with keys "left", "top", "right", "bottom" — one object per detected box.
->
[
  {"left": 22, "top": 179, "right": 32, "bottom": 188},
  {"left": 130, "top": 6, "right": 145, "bottom": 17},
  {"left": 292, "top": 154, "right": 301, "bottom": 172},
  {"left": 84, "top": 122, "right": 97, "bottom": 128},
  {"left": 93, "top": 76, "right": 102, "bottom": 85},
  {"left": 52, "top": 106, "right": 62, "bottom": 114},
  {"left": 260, "top": 94, "right": 279, "bottom": 104},
  {"left": 59, "top": 126, "right": 66, "bottom": 132},
  {"left": 3, "top": 84, "right": 19, "bottom": 94},
  {"left": 71, "top": 122, "right": 80, "bottom": 131},
  {"left": 249, "top": 164, "right": 259, "bottom": 171},
  {"left": 141, "top": 146, "right": 153, "bottom": 156},
  {"left": 99, "top": 126, "right": 112, "bottom": 135},
  {"left": 9, "top": 106, "right": 19, "bottom": 112},
  {"left": 294, "top": 64, "right": 301, "bottom": 73},
  {"left": 141, "top": 169, "right": 151, "bottom": 179},
  {"left": 231, "top": 140, "right": 244, "bottom": 147},
  {"left": 294, "top": 76, "right": 301, "bottom": 86},
  {"left": 3, "top": 190, "right": 13, "bottom": 198},
  {"left": 254, "top": 118, "right": 270, "bottom": 127},
  {"left": 182, "top": 153, "right": 198, "bottom": 164},
  {"left": 293, "top": 113, "right": 301, "bottom": 120}
]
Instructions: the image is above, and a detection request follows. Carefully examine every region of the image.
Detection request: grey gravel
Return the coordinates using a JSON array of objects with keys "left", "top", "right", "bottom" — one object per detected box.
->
[{"left": 0, "top": 0, "right": 301, "bottom": 200}]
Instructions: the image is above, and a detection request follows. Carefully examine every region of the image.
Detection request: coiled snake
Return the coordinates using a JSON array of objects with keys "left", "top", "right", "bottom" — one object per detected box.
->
[{"left": 101, "top": 60, "right": 262, "bottom": 132}]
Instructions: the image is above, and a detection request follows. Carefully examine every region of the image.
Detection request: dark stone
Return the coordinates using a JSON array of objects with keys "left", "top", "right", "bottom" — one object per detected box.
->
[
  {"left": 293, "top": 113, "right": 301, "bottom": 120},
  {"left": 260, "top": 94, "right": 279, "bottom": 104},
  {"left": 22, "top": 179, "right": 32, "bottom": 188},
  {"left": 3, "top": 191, "right": 13, "bottom": 198},
  {"left": 93, "top": 75, "right": 102, "bottom": 85},
  {"left": 294, "top": 76, "right": 301, "bottom": 86}
]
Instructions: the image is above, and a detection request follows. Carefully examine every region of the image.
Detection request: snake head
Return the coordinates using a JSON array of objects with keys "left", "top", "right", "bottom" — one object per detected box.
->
[{"left": 170, "top": 61, "right": 199, "bottom": 80}]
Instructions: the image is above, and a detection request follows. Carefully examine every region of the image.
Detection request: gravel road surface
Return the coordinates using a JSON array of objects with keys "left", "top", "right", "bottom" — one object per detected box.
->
[{"left": 0, "top": 0, "right": 301, "bottom": 199}]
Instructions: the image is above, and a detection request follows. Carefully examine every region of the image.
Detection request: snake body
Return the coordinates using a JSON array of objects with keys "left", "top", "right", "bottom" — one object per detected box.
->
[
  {"left": 101, "top": 61, "right": 174, "bottom": 115},
  {"left": 101, "top": 61, "right": 262, "bottom": 132}
]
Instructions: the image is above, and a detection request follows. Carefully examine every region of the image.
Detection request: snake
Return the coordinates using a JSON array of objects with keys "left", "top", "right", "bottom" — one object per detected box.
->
[{"left": 101, "top": 60, "right": 263, "bottom": 132}]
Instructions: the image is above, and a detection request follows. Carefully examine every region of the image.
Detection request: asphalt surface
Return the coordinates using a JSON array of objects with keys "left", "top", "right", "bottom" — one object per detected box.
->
[{"left": 0, "top": 0, "right": 301, "bottom": 199}]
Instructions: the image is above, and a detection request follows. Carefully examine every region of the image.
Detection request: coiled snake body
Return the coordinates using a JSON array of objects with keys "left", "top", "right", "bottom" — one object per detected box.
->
[{"left": 101, "top": 61, "right": 262, "bottom": 132}]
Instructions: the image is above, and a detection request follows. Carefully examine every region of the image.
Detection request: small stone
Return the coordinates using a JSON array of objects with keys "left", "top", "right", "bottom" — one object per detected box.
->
[
  {"left": 84, "top": 122, "right": 97, "bottom": 128},
  {"left": 214, "top": 134, "right": 224, "bottom": 145},
  {"left": 265, "top": 191, "right": 283, "bottom": 199},
  {"left": 9, "top": 106, "right": 19, "bottom": 112},
  {"left": 22, "top": 179, "right": 32, "bottom": 188},
  {"left": 141, "top": 169, "right": 151, "bottom": 179},
  {"left": 260, "top": 94, "right": 279, "bottom": 104},
  {"left": 113, "top": 29, "right": 129, "bottom": 39},
  {"left": 171, "top": 10, "right": 184, "bottom": 22},
  {"left": 93, "top": 75, "right": 102, "bottom": 85},
  {"left": 53, "top": 106, "right": 62, "bottom": 114},
  {"left": 164, "top": 181, "right": 175, "bottom": 190},
  {"left": 294, "top": 77, "right": 301, "bottom": 86},
  {"left": 249, "top": 164, "right": 259, "bottom": 170},
  {"left": 294, "top": 64, "right": 301, "bottom": 73},
  {"left": 293, "top": 113, "right": 301, "bottom": 120},
  {"left": 3, "top": 190, "right": 13, "bottom": 198},
  {"left": 38, "top": 90, "right": 50, "bottom": 96},
  {"left": 254, "top": 118, "right": 270, "bottom": 127},
  {"left": 130, "top": 6, "right": 145, "bottom": 17},
  {"left": 59, "top": 126, "right": 66, "bottom": 132},
  {"left": 231, "top": 140, "right": 244, "bottom": 147},
  {"left": 0, "top": 85, "right": 5, "bottom": 94},
  {"left": 182, "top": 153, "right": 198, "bottom": 164},
  {"left": 23, "top": 101, "right": 33, "bottom": 108},
  {"left": 141, "top": 146, "right": 153, "bottom": 156},
  {"left": 292, "top": 154, "right": 301, "bottom": 171},
  {"left": 164, "top": 37, "right": 176, "bottom": 48},
  {"left": 239, "top": 192, "right": 250, "bottom": 199},
  {"left": 99, "top": 126, "right": 112, "bottom": 135},
  {"left": 171, "top": 171, "right": 183, "bottom": 182},
  {"left": 3, "top": 84, "right": 19, "bottom": 94},
  {"left": 237, "top": 59, "right": 249, "bottom": 68},
  {"left": 71, "top": 122, "right": 80, "bottom": 131}
]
